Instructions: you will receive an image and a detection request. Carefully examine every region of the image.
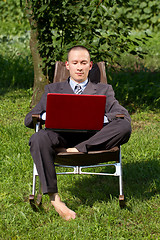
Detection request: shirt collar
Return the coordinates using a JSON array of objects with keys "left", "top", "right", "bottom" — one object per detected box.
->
[{"left": 69, "top": 78, "right": 88, "bottom": 92}]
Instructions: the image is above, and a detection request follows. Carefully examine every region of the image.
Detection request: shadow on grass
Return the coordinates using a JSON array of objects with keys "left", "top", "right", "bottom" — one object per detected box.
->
[
  {"left": 123, "top": 159, "right": 160, "bottom": 199},
  {"left": 63, "top": 158, "right": 160, "bottom": 208},
  {"left": 0, "top": 54, "right": 34, "bottom": 96},
  {"left": 108, "top": 69, "right": 160, "bottom": 113}
]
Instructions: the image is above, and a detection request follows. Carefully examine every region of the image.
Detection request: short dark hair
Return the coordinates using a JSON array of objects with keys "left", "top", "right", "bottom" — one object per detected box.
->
[{"left": 67, "top": 45, "right": 91, "bottom": 61}]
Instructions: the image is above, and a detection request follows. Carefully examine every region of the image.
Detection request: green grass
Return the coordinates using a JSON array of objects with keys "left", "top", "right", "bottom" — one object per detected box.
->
[
  {"left": 0, "top": 90, "right": 160, "bottom": 239},
  {"left": 0, "top": 33, "right": 160, "bottom": 239}
]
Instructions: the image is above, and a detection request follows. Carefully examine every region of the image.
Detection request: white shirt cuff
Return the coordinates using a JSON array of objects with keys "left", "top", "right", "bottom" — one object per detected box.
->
[
  {"left": 41, "top": 112, "right": 46, "bottom": 121},
  {"left": 104, "top": 115, "right": 109, "bottom": 123}
]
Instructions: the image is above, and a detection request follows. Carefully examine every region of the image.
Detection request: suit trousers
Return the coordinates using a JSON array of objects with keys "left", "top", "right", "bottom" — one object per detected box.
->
[{"left": 29, "top": 118, "right": 131, "bottom": 194}]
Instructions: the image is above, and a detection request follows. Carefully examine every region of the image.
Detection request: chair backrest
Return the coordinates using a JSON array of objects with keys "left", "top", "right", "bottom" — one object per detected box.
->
[{"left": 53, "top": 61, "right": 107, "bottom": 84}]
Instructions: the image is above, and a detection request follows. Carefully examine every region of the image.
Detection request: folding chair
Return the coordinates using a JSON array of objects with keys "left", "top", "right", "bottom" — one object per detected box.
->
[{"left": 29, "top": 61, "right": 125, "bottom": 208}]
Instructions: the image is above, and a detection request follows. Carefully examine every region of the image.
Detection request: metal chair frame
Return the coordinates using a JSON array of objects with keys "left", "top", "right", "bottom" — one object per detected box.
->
[
  {"left": 31, "top": 149, "right": 123, "bottom": 196},
  {"left": 30, "top": 121, "right": 124, "bottom": 208}
]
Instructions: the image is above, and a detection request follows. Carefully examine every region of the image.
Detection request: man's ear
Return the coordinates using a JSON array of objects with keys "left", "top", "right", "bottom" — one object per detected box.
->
[
  {"left": 65, "top": 61, "right": 69, "bottom": 70},
  {"left": 89, "top": 61, "right": 93, "bottom": 70}
]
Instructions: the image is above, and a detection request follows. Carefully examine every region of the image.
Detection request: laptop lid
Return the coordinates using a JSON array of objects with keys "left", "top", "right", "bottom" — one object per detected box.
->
[{"left": 45, "top": 93, "right": 106, "bottom": 131}]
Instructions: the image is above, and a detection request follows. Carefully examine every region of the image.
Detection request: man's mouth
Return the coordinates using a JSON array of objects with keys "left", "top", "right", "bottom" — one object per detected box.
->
[{"left": 76, "top": 73, "right": 83, "bottom": 76}]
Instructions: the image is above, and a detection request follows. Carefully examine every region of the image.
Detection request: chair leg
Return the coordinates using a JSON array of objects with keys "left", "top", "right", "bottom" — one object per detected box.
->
[
  {"left": 29, "top": 164, "right": 42, "bottom": 209},
  {"left": 29, "top": 193, "right": 42, "bottom": 210},
  {"left": 118, "top": 147, "right": 125, "bottom": 208},
  {"left": 29, "top": 194, "right": 37, "bottom": 210},
  {"left": 119, "top": 194, "right": 125, "bottom": 208},
  {"left": 29, "top": 171, "right": 36, "bottom": 209},
  {"left": 119, "top": 174, "right": 125, "bottom": 208},
  {"left": 36, "top": 181, "right": 42, "bottom": 206}
]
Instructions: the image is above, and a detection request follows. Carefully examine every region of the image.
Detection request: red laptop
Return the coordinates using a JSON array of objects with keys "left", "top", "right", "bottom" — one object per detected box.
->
[{"left": 45, "top": 93, "right": 106, "bottom": 131}]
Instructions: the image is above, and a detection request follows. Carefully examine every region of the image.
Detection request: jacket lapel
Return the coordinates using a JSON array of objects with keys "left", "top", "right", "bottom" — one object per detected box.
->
[
  {"left": 59, "top": 79, "right": 74, "bottom": 94},
  {"left": 83, "top": 81, "right": 97, "bottom": 95}
]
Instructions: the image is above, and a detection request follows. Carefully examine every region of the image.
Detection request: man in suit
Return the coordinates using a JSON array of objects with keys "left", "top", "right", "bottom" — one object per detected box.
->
[{"left": 25, "top": 45, "right": 131, "bottom": 220}]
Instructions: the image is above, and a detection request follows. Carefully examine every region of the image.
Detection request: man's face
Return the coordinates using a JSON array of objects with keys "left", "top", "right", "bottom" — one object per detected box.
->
[{"left": 65, "top": 49, "right": 92, "bottom": 83}]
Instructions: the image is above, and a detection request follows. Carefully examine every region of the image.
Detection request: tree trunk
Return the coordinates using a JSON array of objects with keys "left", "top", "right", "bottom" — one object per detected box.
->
[
  {"left": 26, "top": 0, "right": 49, "bottom": 107},
  {"left": 29, "top": 29, "right": 48, "bottom": 107}
]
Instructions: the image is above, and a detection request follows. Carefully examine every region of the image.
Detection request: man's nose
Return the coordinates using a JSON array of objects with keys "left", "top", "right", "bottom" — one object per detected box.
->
[{"left": 77, "top": 63, "right": 82, "bottom": 70}]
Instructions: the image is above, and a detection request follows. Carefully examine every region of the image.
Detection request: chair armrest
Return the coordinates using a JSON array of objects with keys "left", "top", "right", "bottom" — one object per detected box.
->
[
  {"left": 32, "top": 114, "right": 41, "bottom": 123},
  {"left": 32, "top": 114, "right": 43, "bottom": 131}
]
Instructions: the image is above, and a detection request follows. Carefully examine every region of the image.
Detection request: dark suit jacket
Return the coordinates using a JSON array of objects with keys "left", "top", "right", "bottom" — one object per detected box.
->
[{"left": 25, "top": 79, "right": 131, "bottom": 129}]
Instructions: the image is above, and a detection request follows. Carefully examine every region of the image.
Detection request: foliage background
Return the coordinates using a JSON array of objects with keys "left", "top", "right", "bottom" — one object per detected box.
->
[
  {"left": 0, "top": 0, "right": 160, "bottom": 109},
  {"left": 0, "top": 0, "right": 29, "bottom": 35},
  {"left": 1, "top": 0, "right": 160, "bottom": 105},
  {"left": 27, "top": 0, "right": 160, "bottom": 75}
]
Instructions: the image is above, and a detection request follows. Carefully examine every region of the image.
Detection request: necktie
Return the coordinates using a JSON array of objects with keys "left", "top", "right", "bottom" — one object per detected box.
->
[{"left": 74, "top": 84, "right": 83, "bottom": 94}]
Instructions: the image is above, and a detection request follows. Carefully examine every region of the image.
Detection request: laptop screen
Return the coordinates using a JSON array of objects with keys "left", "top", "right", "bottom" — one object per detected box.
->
[{"left": 45, "top": 93, "right": 106, "bottom": 131}]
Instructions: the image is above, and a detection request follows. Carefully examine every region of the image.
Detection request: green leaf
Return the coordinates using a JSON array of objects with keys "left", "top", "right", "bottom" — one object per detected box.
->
[
  {"left": 139, "top": 2, "right": 147, "bottom": 8},
  {"left": 151, "top": 16, "right": 158, "bottom": 24},
  {"left": 144, "top": 7, "right": 152, "bottom": 14},
  {"left": 38, "top": 4, "right": 48, "bottom": 13}
]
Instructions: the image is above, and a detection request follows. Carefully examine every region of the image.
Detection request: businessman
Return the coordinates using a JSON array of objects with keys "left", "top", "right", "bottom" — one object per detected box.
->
[{"left": 25, "top": 46, "right": 131, "bottom": 220}]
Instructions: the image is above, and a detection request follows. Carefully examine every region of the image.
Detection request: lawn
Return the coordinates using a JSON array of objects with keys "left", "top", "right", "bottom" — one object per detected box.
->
[{"left": 0, "top": 34, "right": 160, "bottom": 239}]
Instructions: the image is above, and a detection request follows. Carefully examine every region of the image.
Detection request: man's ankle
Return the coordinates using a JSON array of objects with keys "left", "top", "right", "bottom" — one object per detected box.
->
[{"left": 49, "top": 193, "right": 59, "bottom": 202}]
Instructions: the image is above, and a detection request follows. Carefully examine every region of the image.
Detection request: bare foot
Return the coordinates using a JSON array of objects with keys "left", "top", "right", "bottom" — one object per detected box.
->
[
  {"left": 66, "top": 148, "right": 79, "bottom": 153},
  {"left": 49, "top": 193, "right": 76, "bottom": 221}
]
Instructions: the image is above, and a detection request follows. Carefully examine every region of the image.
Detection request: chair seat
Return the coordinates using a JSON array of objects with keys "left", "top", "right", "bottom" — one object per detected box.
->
[{"left": 55, "top": 147, "right": 119, "bottom": 166}]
